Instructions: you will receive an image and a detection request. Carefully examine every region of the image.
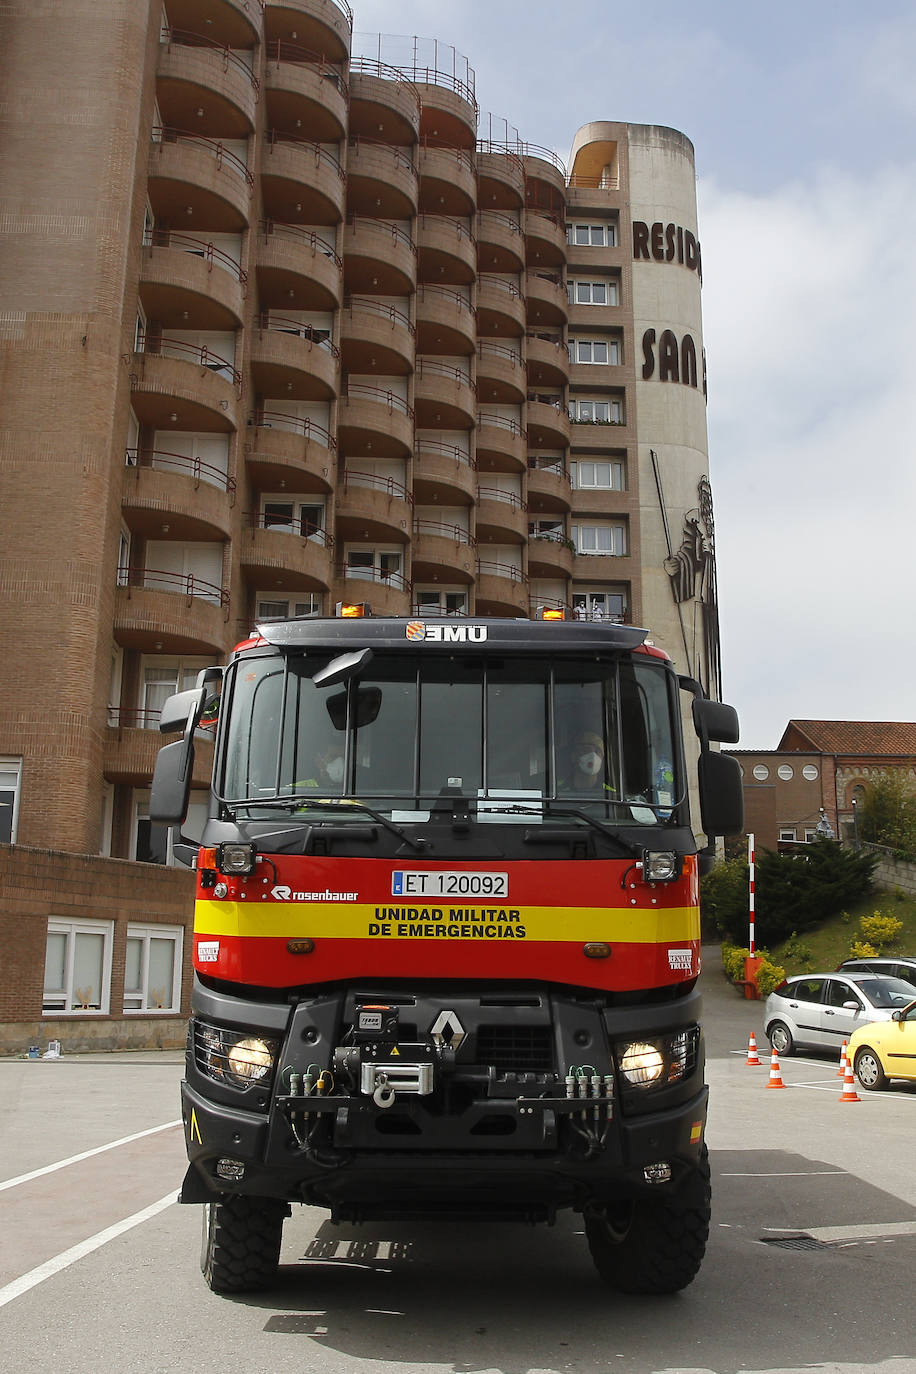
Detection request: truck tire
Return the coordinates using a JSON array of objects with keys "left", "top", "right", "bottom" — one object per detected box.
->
[
  {"left": 585, "top": 1147, "right": 710, "bottom": 1295},
  {"left": 200, "top": 1195, "right": 289, "bottom": 1293}
]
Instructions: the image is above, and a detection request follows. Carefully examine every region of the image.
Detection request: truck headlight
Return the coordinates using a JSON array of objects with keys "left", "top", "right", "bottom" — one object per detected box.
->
[
  {"left": 193, "top": 1022, "right": 279, "bottom": 1090},
  {"left": 217, "top": 843, "right": 257, "bottom": 876},
  {"left": 642, "top": 850, "right": 680, "bottom": 882},
  {"left": 618, "top": 1041, "right": 665, "bottom": 1086},
  {"left": 615, "top": 1028, "right": 700, "bottom": 1092}
]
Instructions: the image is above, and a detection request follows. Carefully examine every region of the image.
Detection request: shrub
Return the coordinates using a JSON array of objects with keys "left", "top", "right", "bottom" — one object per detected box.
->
[
  {"left": 859, "top": 912, "right": 904, "bottom": 948},
  {"left": 780, "top": 932, "right": 813, "bottom": 969},
  {"left": 719, "top": 942, "right": 782, "bottom": 998},
  {"left": 848, "top": 940, "right": 878, "bottom": 958},
  {"left": 720, "top": 942, "right": 746, "bottom": 983},
  {"left": 755, "top": 960, "right": 788, "bottom": 999}
]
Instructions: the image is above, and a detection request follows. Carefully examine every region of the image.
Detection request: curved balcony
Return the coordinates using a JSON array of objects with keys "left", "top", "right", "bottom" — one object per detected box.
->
[
  {"left": 418, "top": 143, "right": 476, "bottom": 216},
  {"left": 246, "top": 410, "right": 335, "bottom": 491},
  {"left": 182, "top": 0, "right": 259, "bottom": 48},
  {"left": 255, "top": 220, "right": 342, "bottom": 309},
  {"left": 414, "top": 360, "right": 475, "bottom": 430},
  {"left": 130, "top": 338, "right": 239, "bottom": 431},
  {"left": 525, "top": 271, "right": 568, "bottom": 327},
  {"left": 336, "top": 470, "right": 412, "bottom": 542},
  {"left": 476, "top": 340, "right": 525, "bottom": 404},
  {"left": 416, "top": 214, "right": 476, "bottom": 285},
  {"left": 522, "top": 147, "right": 567, "bottom": 200},
  {"left": 261, "top": 131, "right": 346, "bottom": 222},
  {"left": 346, "top": 137, "right": 418, "bottom": 218},
  {"left": 476, "top": 211, "right": 525, "bottom": 274},
  {"left": 104, "top": 724, "right": 213, "bottom": 787},
  {"left": 527, "top": 396, "right": 571, "bottom": 449},
  {"left": 413, "top": 439, "right": 476, "bottom": 505},
  {"left": 474, "top": 559, "right": 529, "bottom": 616},
  {"left": 476, "top": 275, "right": 526, "bottom": 337},
  {"left": 336, "top": 564, "right": 410, "bottom": 616},
  {"left": 263, "top": 0, "right": 352, "bottom": 64},
  {"left": 250, "top": 315, "right": 339, "bottom": 399},
  {"left": 114, "top": 574, "right": 229, "bottom": 655},
  {"left": 339, "top": 296, "right": 414, "bottom": 374},
  {"left": 264, "top": 42, "right": 347, "bottom": 141},
  {"left": 139, "top": 232, "right": 246, "bottom": 328},
  {"left": 527, "top": 531, "right": 575, "bottom": 578},
  {"left": 240, "top": 516, "right": 334, "bottom": 589},
  {"left": 475, "top": 413, "right": 527, "bottom": 473},
  {"left": 526, "top": 459, "right": 572, "bottom": 514},
  {"left": 414, "top": 71, "right": 477, "bottom": 148},
  {"left": 157, "top": 30, "right": 259, "bottom": 134},
  {"left": 526, "top": 330, "right": 569, "bottom": 386},
  {"left": 415, "top": 284, "right": 476, "bottom": 355},
  {"left": 337, "top": 383, "right": 414, "bottom": 457},
  {"left": 411, "top": 520, "right": 476, "bottom": 583},
  {"left": 525, "top": 210, "right": 567, "bottom": 269},
  {"left": 475, "top": 487, "right": 527, "bottom": 542},
  {"left": 476, "top": 145, "right": 525, "bottom": 211},
  {"left": 122, "top": 451, "right": 235, "bottom": 540},
  {"left": 349, "top": 62, "right": 422, "bottom": 145},
  {"left": 342, "top": 216, "right": 417, "bottom": 295},
  {"left": 148, "top": 129, "right": 252, "bottom": 231}
]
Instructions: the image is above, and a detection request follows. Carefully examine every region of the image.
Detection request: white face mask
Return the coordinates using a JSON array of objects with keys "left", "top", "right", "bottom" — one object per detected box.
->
[
  {"left": 325, "top": 755, "right": 344, "bottom": 783},
  {"left": 576, "top": 751, "right": 603, "bottom": 776}
]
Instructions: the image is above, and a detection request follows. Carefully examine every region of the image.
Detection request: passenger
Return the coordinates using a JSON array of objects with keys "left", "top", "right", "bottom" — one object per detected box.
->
[{"left": 559, "top": 731, "right": 611, "bottom": 793}]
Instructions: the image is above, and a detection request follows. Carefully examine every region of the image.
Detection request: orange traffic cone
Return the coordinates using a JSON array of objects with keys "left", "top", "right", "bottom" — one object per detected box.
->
[
  {"left": 839, "top": 1055, "right": 860, "bottom": 1103},
  {"left": 746, "top": 1032, "right": 762, "bottom": 1066},
  {"left": 837, "top": 1039, "right": 848, "bottom": 1078},
  {"left": 766, "top": 1047, "right": 786, "bottom": 1089}
]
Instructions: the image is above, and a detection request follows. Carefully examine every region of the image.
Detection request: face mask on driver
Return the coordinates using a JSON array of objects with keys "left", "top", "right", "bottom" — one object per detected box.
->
[
  {"left": 325, "top": 755, "right": 344, "bottom": 783},
  {"left": 576, "top": 751, "right": 603, "bottom": 776}
]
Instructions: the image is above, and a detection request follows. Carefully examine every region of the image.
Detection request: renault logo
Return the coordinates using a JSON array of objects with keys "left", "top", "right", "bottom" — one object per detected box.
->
[{"left": 429, "top": 1010, "right": 466, "bottom": 1051}]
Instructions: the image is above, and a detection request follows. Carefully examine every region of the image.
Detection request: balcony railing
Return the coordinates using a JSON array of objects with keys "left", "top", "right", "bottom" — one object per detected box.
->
[
  {"left": 419, "top": 140, "right": 475, "bottom": 175},
  {"left": 142, "top": 229, "right": 247, "bottom": 284},
  {"left": 265, "top": 40, "right": 347, "bottom": 95},
  {"left": 349, "top": 56, "right": 422, "bottom": 116},
  {"left": 256, "top": 313, "right": 340, "bottom": 360},
  {"left": 249, "top": 410, "right": 336, "bottom": 449},
  {"left": 413, "top": 519, "right": 475, "bottom": 545},
  {"left": 135, "top": 332, "right": 241, "bottom": 388},
  {"left": 416, "top": 358, "right": 475, "bottom": 390},
  {"left": 477, "top": 339, "right": 522, "bottom": 367},
  {"left": 343, "top": 382, "right": 413, "bottom": 418},
  {"left": 343, "top": 469, "right": 413, "bottom": 503},
  {"left": 418, "top": 213, "right": 475, "bottom": 245},
  {"left": 415, "top": 439, "right": 474, "bottom": 466},
  {"left": 527, "top": 456, "right": 570, "bottom": 484},
  {"left": 264, "top": 129, "right": 345, "bottom": 181},
  {"left": 117, "top": 566, "right": 228, "bottom": 607},
  {"left": 478, "top": 273, "right": 522, "bottom": 300},
  {"left": 125, "top": 448, "right": 236, "bottom": 493},
  {"left": 339, "top": 563, "right": 409, "bottom": 592},
  {"left": 416, "top": 283, "right": 475, "bottom": 317},
  {"left": 151, "top": 126, "right": 254, "bottom": 188},
  {"left": 476, "top": 411, "right": 526, "bottom": 439},
  {"left": 477, "top": 486, "right": 525, "bottom": 509},
  {"left": 246, "top": 512, "right": 334, "bottom": 546},
  {"left": 260, "top": 220, "right": 342, "bottom": 270},
  {"left": 160, "top": 28, "right": 260, "bottom": 93},
  {"left": 476, "top": 558, "right": 526, "bottom": 583},
  {"left": 347, "top": 136, "right": 418, "bottom": 180},
  {"left": 346, "top": 214, "right": 416, "bottom": 255},
  {"left": 477, "top": 210, "right": 523, "bottom": 238},
  {"left": 343, "top": 295, "right": 414, "bottom": 334}
]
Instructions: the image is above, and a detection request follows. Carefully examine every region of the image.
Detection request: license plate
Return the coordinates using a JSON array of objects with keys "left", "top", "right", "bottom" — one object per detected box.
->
[{"left": 392, "top": 870, "right": 509, "bottom": 898}]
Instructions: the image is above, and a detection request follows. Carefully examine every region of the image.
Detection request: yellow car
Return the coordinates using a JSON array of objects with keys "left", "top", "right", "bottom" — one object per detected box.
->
[{"left": 848, "top": 999, "right": 916, "bottom": 1090}]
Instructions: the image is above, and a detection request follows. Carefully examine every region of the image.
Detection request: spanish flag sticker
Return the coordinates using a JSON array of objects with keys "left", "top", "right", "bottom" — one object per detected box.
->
[{"left": 690, "top": 1120, "right": 703, "bottom": 1144}]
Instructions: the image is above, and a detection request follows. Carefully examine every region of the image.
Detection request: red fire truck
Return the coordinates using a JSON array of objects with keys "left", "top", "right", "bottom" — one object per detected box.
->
[{"left": 152, "top": 608, "right": 742, "bottom": 1295}]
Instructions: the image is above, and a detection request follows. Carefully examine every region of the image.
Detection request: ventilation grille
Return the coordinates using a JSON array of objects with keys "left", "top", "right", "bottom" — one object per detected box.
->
[{"left": 476, "top": 1024, "right": 554, "bottom": 1073}]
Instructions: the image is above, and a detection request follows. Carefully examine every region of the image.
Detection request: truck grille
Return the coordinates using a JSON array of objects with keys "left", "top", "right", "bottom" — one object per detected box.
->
[{"left": 476, "top": 1024, "right": 553, "bottom": 1073}]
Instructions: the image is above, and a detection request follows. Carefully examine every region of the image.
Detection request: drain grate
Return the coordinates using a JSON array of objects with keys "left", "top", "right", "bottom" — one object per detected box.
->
[{"left": 759, "top": 1234, "right": 833, "bottom": 1251}]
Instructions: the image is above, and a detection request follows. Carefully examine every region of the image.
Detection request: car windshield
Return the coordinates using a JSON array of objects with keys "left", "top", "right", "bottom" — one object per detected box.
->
[
  {"left": 853, "top": 976, "right": 916, "bottom": 1008},
  {"left": 218, "top": 649, "right": 680, "bottom": 825}
]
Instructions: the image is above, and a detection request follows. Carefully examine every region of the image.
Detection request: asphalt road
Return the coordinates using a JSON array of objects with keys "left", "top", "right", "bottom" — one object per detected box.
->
[{"left": 1, "top": 953, "right": 915, "bottom": 1374}]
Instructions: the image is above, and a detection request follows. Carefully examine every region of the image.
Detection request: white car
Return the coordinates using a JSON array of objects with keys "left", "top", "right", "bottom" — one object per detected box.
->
[{"left": 764, "top": 972, "right": 916, "bottom": 1057}]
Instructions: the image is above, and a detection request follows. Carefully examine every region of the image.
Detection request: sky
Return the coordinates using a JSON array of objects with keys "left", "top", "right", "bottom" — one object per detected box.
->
[{"left": 352, "top": 0, "right": 916, "bottom": 748}]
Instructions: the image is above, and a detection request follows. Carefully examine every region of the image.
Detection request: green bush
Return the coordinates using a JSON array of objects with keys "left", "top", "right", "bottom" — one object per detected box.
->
[
  {"left": 720, "top": 942, "right": 746, "bottom": 983},
  {"left": 848, "top": 939, "right": 878, "bottom": 958},
  {"left": 781, "top": 932, "right": 814, "bottom": 969},
  {"left": 755, "top": 960, "right": 788, "bottom": 999},
  {"left": 858, "top": 772, "right": 916, "bottom": 859},
  {"left": 719, "top": 942, "right": 783, "bottom": 998},
  {"left": 859, "top": 912, "right": 904, "bottom": 948}
]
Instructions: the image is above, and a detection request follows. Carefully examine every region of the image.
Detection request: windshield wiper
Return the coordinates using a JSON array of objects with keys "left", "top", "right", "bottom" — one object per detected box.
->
[
  {"left": 225, "top": 796, "right": 429, "bottom": 852},
  {"left": 502, "top": 802, "right": 643, "bottom": 857}
]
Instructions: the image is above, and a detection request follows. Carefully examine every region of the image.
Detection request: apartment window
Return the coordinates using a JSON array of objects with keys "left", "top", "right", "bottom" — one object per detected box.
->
[
  {"left": 140, "top": 660, "right": 206, "bottom": 729},
  {"left": 43, "top": 919, "right": 113, "bottom": 1014},
  {"left": 0, "top": 758, "right": 22, "bottom": 844},
  {"left": 346, "top": 549, "right": 402, "bottom": 584},
  {"left": 570, "top": 460, "right": 625, "bottom": 491},
  {"left": 804, "top": 829, "right": 818, "bottom": 843},
  {"left": 568, "top": 280, "right": 619, "bottom": 307},
  {"left": 779, "top": 828, "right": 797, "bottom": 842},
  {"left": 414, "top": 590, "right": 468, "bottom": 615},
  {"left": 529, "top": 517, "right": 566, "bottom": 538},
  {"left": 571, "top": 522, "right": 627, "bottom": 556},
  {"left": 568, "top": 223, "right": 617, "bottom": 247},
  {"left": 256, "top": 593, "right": 322, "bottom": 620},
  {"left": 261, "top": 498, "right": 325, "bottom": 538},
  {"left": 568, "top": 398, "right": 623, "bottom": 424},
  {"left": 124, "top": 924, "right": 183, "bottom": 1013},
  {"left": 117, "top": 529, "right": 131, "bottom": 586},
  {"left": 572, "top": 590, "right": 627, "bottom": 623},
  {"left": 569, "top": 339, "right": 619, "bottom": 366}
]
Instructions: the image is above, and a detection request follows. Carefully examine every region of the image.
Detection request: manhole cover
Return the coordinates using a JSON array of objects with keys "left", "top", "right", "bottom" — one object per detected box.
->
[{"left": 759, "top": 1234, "right": 832, "bottom": 1251}]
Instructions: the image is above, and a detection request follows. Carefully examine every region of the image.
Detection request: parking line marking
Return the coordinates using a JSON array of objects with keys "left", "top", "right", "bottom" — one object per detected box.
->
[
  {"left": 0, "top": 1120, "right": 182, "bottom": 1193},
  {"left": 767, "top": 1221, "right": 916, "bottom": 1243},
  {"left": 0, "top": 1192, "right": 176, "bottom": 1309},
  {"left": 722, "top": 1171, "right": 846, "bottom": 1178}
]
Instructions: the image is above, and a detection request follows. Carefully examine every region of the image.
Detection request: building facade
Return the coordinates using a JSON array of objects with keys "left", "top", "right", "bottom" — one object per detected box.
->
[{"left": 0, "top": 0, "right": 720, "bottom": 1050}]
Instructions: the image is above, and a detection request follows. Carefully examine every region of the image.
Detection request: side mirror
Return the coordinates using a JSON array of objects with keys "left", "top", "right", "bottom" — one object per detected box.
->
[
  {"left": 158, "top": 686, "right": 208, "bottom": 735},
  {"left": 842, "top": 1001, "right": 861, "bottom": 1012},
  {"left": 151, "top": 684, "right": 208, "bottom": 822},
  {"left": 693, "top": 698, "right": 740, "bottom": 746},
  {"left": 697, "top": 751, "right": 744, "bottom": 836}
]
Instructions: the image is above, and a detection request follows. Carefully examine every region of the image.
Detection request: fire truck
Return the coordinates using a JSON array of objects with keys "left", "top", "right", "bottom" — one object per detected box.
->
[{"left": 151, "top": 607, "right": 742, "bottom": 1295}]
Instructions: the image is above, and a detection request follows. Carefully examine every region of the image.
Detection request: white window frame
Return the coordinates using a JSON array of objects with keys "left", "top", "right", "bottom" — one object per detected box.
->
[
  {"left": 414, "top": 588, "right": 469, "bottom": 615},
  {"left": 569, "top": 340, "right": 615, "bottom": 366},
  {"left": 570, "top": 522, "right": 627, "bottom": 556},
  {"left": 570, "top": 460, "right": 625, "bottom": 491},
  {"left": 568, "top": 398, "right": 623, "bottom": 424},
  {"left": 804, "top": 829, "right": 818, "bottom": 843},
  {"left": 124, "top": 924, "right": 184, "bottom": 1014},
  {"left": 260, "top": 495, "right": 326, "bottom": 539},
  {"left": 256, "top": 592, "right": 323, "bottom": 620},
  {"left": 779, "top": 828, "right": 797, "bottom": 842},
  {"left": 345, "top": 547, "right": 403, "bottom": 584},
  {"left": 571, "top": 589, "right": 627, "bottom": 623},
  {"left": 568, "top": 279, "right": 619, "bottom": 307},
  {"left": 43, "top": 918, "right": 114, "bottom": 1015},
  {"left": 0, "top": 756, "right": 22, "bottom": 845},
  {"left": 568, "top": 223, "right": 617, "bottom": 248}
]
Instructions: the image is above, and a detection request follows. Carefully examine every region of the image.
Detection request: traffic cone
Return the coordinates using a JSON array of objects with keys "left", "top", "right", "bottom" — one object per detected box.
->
[
  {"left": 839, "top": 1055, "right": 860, "bottom": 1103},
  {"left": 837, "top": 1039, "right": 848, "bottom": 1078},
  {"left": 766, "top": 1047, "right": 786, "bottom": 1089},
  {"left": 746, "top": 1032, "right": 762, "bottom": 1066}
]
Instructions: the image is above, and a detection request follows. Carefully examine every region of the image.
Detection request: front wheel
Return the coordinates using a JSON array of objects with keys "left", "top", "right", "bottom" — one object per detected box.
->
[
  {"left": 201, "top": 1195, "right": 290, "bottom": 1294},
  {"left": 853, "top": 1047, "right": 887, "bottom": 1092},
  {"left": 585, "top": 1148, "right": 710, "bottom": 1294},
  {"left": 767, "top": 1021, "right": 794, "bottom": 1057}
]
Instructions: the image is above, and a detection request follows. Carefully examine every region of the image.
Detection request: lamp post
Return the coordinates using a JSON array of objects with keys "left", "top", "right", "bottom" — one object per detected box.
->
[{"left": 852, "top": 796, "right": 859, "bottom": 849}]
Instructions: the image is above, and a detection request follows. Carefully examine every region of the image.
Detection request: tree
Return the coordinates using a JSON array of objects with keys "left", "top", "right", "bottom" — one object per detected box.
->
[{"left": 857, "top": 771, "right": 916, "bottom": 859}]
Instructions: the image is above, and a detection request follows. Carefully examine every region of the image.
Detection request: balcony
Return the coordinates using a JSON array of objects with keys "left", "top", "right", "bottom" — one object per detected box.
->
[
  {"left": 411, "top": 520, "right": 476, "bottom": 582},
  {"left": 157, "top": 29, "right": 259, "bottom": 134},
  {"left": 122, "top": 449, "right": 235, "bottom": 540},
  {"left": 525, "top": 271, "right": 568, "bottom": 328},
  {"left": 474, "top": 559, "right": 528, "bottom": 616},
  {"left": 475, "top": 487, "right": 526, "bottom": 542},
  {"left": 130, "top": 335, "right": 240, "bottom": 430},
  {"left": 349, "top": 60, "right": 422, "bottom": 144},
  {"left": 148, "top": 128, "right": 252, "bottom": 230},
  {"left": 255, "top": 221, "right": 343, "bottom": 309},
  {"left": 525, "top": 211, "right": 567, "bottom": 269},
  {"left": 340, "top": 296, "right": 414, "bottom": 374},
  {"left": 476, "top": 144, "right": 525, "bottom": 211},
  {"left": 476, "top": 211, "right": 525, "bottom": 274},
  {"left": 413, "top": 439, "right": 476, "bottom": 505},
  {"left": 527, "top": 530, "right": 575, "bottom": 578},
  {"left": 337, "top": 382, "right": 414, "bottom": 457},
  {"left": 346, "top": 137, "right": 418, "bottom": 218},
  {"left": 476, "top": 341, "right": 525, "bottom": 405},
  {"left": 522, "top": 146, "right": 567, "bottom": 200},
  {"left": 261, "top": 131, "right": 346, "bottom": 223},
  {"left": 104, "top": 722, "right": 214, "bottom": 787},
  {"left": 527, "top": 395, "right": 571, "bottom": 449},
  {"left": 246, "top": 410, "right": 335, "bottom": 491},
  {"left": 342, "top": 216, "right": 417, "bottom": 295},
  {"left": 250, "top": 314, "right": 339, "bottom": 400},
  {"left": 415, "top": 284, "right": 476, "bottom": 355},
  {"left": 336, "top": 469, "right": 412, "bottom": 542},
  {"left": 414, "top": 359, "right": 476, "bottom": 429},
  {"left": 475, "top": 413, "right": 526, "bottom": 473},
  {"left": 263, "top": 0, "right": 352, "bottom": 63},
  {"left": 240, "top": 515, "right": 334, "bottom": 589},
  {"left": 414, "top": 70, "right": 477, "bottom": 149},
  {"left": 139, "top": 231, "right": 246, "bottom": 328},
  {"left": 336, "top": 563, "right": 410, "bottom": 616},
  {"left": 416, "top": 214, "right": 476, "bottom": 285},
  {"left": 527, "top": 458, "right": 572, "bottom": 514},
  {"left": 418, "top": 143, "right": 476, "bottom": 216},
  {"left": 264, "top": 41, "right": 348, "bottom": 141},
  {"left": 180, "top": 0, "right": 260, "bottom": 48},
  {"left": 526, "top": 330, "right": 569, "bottom": 387},
  {"left": 476, "top": 274, "right": 525, "bottom": 337},
  {"left": 114, "top": 573, "right": 228, "bottom": 654}
]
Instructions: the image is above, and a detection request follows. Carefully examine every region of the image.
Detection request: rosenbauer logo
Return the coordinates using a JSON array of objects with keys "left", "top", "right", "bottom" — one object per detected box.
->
[{"left": 405, "top": 621, "right": 488, "bottom": 643}]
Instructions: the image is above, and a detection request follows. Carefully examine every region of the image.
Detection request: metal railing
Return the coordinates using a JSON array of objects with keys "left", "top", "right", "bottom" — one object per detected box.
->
[
  {"left": 416, "top": 283, "right": 475, "bottom": 316},
  {"left": 349, "top": 56, "right": 421, "bottom": 116},
  {"left": 478, "top": 272, "right": 522, "bottom": 300},
  {"left": 477, "top": 486, "right": 525, "bottom": 509},
  {"left": 418, "top": 140, "right": 475, "bottom": 175},
  {"left": 416, "top": 358, "right": 475, "bottom": 390},
  {"left": 418, "top": 213, "right": 475, "bottom": 245},
  {"left": 476, "top": 411, "right": 526, "bottom": 439},
  {"left": 566, "top": 172, "right": 620, "bottom": 190},
  {"left": 339, "top": 563, "right": 409, "bottom": 592},
  {"left": 246, "top": 512, "right": 334, "bottom": 546},
  {"left": 343, "top": 295, "right": 414, "bottom": 334},
  {"left": 350, "top": 34, "right": 475, "bottom": 109},
  {"left": 527, "top": 456, "right": 570, "bottom": 484},
  {"left": 117, "top": 566, "right": 228, "bottom": 607},
  {"left": 160, "top": 28, "right": 260, "bottom": 92},
  {"left": 345, "top": 214, "right": 416, "bottom": 254},
  {"left": 476, "top": 558, "right": 527, "bottom": 583},
  {"left": 151, "top": 126, "right": 253, "bottom": 186},
  {"left": 413, "top": 519, "right": 475, "bottom": 546},
  {"left": 477, "top": 340, "right": 522, "bottom": 366},
  {"left": 264, "top": 129, "right": 345, "bottom": 180},
  {"left": 347, "top": 136, "right": 418, "bottom": 179},
  {"left": 135, "top": 332, "right": 241, "bottom": 388},
  {"left": 125, "top": 448, "right": 236, "bottom": 493},
  {"left": 343, "top": 468, "right": 412, "bottom": 503},
  {"left": 415, "top": 439, "right": 474, "bottom": 467},
  {"left": 142, "top": 229, "right": 247, "bottom": 285},
  {"left": 249, "top": 410, "right": 335, "bottom": 448},
  {"left": 259, "top": 220, "right": 342, "bottom": 269},
  {"left": 264, "top": 40, "right": 347, "bottom": 95},
  {"left": 477, "top": 209, "right": 523, "bottom": 237},
  {"left": 343, "top": 382, "right": 413, "bottom": 418},
  {"left": 256, "top": 313, "right": 340, "bottom": 360}
]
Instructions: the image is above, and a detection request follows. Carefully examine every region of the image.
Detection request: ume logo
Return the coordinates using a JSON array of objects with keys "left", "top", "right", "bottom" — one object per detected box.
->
[{"left": 405, "top": 622, "right": 488, "bottom": 643}]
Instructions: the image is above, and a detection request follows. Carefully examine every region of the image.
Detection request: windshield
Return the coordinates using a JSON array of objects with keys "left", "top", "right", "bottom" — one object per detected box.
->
[
  {"left": 219, "top": 650, "right": 680, "bottom": 825},
  {"left": 854, "top": 976, "right": 916, "bottom": 1008}
]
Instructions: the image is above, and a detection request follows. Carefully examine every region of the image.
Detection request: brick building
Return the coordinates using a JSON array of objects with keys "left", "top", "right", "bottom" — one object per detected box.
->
[{"left": 0, "top": 0, "right": 721, "bottom": 1051}]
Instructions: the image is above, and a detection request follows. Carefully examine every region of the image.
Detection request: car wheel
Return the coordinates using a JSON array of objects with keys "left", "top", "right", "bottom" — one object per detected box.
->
[
  {"left": 853, "top": 1047, "right": 887, "bottom": 1092},
  {"left": 767, "top": 1021, "right": 794, "bottom": 1057},
  {"left": 200, "top": 1195, "right": 290, "bottom": 1293}
]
